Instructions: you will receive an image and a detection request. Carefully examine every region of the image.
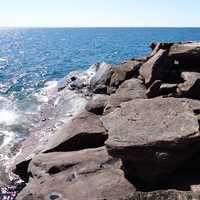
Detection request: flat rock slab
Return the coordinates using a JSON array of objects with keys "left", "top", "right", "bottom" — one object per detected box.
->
[
  {"left": 169, "top": 42, "right": 200, "bottom": 60},
  {"left": 16, "top": 147, "right": 136, "bottom": 200},
  {"left": 101, "top": 97, "right": 200, "bottom": 182}
]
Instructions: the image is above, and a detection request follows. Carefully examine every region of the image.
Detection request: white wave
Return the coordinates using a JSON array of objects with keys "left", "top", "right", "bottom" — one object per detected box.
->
[
  {"left": 0, "top": 130, "right": 15, "bottom": 147},
  {"left": 34, "top": 80, "right": 59, "bottom": 103},
  {"left": 0, "top": 109, "right": 19, "bottom": 126}
]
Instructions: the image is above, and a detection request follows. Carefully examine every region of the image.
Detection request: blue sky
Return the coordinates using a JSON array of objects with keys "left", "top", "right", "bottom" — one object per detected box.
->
[{"left": 0, "top": 0, "right": 199, "bottom": 27}]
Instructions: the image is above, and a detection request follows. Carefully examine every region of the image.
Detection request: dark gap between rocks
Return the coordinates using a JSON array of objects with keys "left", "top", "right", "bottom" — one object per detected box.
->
[
  {"left": 122, "top": 153, "right": 200, "bottom": 192},
  {"left": 14, "top": 160, "right": 31, "bottom": 182},
  {"left": 45, "top": 133, "right": 108, "bottom": 153},
  {"left": 48, "top": 163, "right": 77, "bottom": 175}
]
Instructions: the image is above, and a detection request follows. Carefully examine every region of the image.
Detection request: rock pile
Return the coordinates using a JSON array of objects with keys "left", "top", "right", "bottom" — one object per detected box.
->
[{"left": 12, "top": 41, "right": 200, "bottom": 199}]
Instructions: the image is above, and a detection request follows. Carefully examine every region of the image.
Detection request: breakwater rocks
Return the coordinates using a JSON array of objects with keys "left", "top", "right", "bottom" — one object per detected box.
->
[{"left": 12, "top": 41, "right": 200, "bottom": 199}]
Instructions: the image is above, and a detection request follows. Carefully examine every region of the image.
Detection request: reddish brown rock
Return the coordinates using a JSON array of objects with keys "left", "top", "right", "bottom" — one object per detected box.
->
[
  {"left": 16, "top": 147, "right": 136, "bottom": 200},
  {"left": 177, "top": 71, "right": 200, "bottom": 98},
  {"left": 109, "top": 60, "right": 143, "bottom": 88},
  {"left": 101, "top": 97, "right": 200, "bottom": 183},
  {"left": 169, "top": 42, "right": 200, "bottom": 61},
  {"left": 105, "top": 78, "right": 146, "bottom": 113},
  {"left": 140, "top": 50, "right": 172, "bottom": 87},
  {"left": 14, "top": 111, "right": 108, "bottom": 181},
  {"left": 85, "top": 95, "right": 108, "bottom": 115}
]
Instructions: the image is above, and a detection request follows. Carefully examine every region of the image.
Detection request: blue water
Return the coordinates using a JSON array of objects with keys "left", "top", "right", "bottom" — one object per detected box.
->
[{"left": 0, "top": 28, "right": 200, "bottom": 102}]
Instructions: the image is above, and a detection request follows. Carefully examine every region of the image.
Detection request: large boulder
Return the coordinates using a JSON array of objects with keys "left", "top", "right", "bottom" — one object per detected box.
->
[
  {"left": 105, "top": 78, "right": 146, "bottom": 113},
  {"left": 14, "top": 111, "right": 108, "bottom": 180},
  {"left": 109, "top": 60, "right": 143, "bottom": 91},
  {"left": 90, "top": 62, "right": 113, "bottom": 94},
  {"left": 140, "top": 49, "right": 172, "bottom": 87},
  {"left": 16, "top": 147, "right": 136, "bottom": 200},
  {"left": 177, "top": 72, "right": 200, "bottom": 98},
  {"left": 101, "top": 97, "right": 200, "bottom": 183},
  {"left": 169, "top": 42, "right": 200, "bottom": 61}
]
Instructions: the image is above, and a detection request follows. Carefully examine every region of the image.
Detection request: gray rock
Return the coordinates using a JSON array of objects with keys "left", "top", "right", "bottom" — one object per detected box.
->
[
  {"left": 140, "top": 49, "right": 172, "bottom": 87},
  {"left": 17, "top": 147, "right": 136, "bottom": 200},
  {"left": 90, "top": 62, "right": 113, "bottom": 93},
  {"left": 101, "top": 97, "right": 200, "bottom": 183}
]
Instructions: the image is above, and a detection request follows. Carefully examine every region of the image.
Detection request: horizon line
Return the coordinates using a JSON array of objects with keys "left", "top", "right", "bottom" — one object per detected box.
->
[{"left": 1, "top": 26, "right": 200, "bottom": 29}]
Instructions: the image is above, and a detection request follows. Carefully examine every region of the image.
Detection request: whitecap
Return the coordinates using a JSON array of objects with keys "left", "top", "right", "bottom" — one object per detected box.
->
[
  {"left": 0, "top": 110, "right": 18, "bottom": 126},
  {"left": 0, "top": 130, "right": 15, "bottom": 147}
]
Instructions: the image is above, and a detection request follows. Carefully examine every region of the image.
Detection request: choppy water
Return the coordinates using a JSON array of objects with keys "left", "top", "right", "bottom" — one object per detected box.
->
[{"left": 1, "top": 27, "right": 200, "bottom": 180}]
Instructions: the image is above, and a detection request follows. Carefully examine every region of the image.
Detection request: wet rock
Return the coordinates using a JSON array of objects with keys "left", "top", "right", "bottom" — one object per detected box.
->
[
  {"left": 0, "top": 178, "right": 25, "bottom": 200},
  {"left": 90, "top": 62, "right": 113, "bottom": 94},
  {"left": 140, "top": 50, "right": 172, "bottom": 87},
  {"left": 104, "top": 79, "right": 146, "bottom": 113},
  {"left": 85, "top": 95, "right": 108, "bottom": 115},
  {"left": 101, "top": 97, "right": 200, "bottom": 183},
  {"left": 146, "top": 80, "right": 162, "bottom": 98},
  {"left": 14, "top": 111, "right": 108, "bottom": 181},
  {"left": 16, "top": 147, "right": 136, "bottom": 200}
]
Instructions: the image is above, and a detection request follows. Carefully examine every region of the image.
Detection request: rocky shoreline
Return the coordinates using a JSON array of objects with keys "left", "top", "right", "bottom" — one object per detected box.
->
[{"left": 4, "top": 41, "right": 200, "bottom": 199}]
